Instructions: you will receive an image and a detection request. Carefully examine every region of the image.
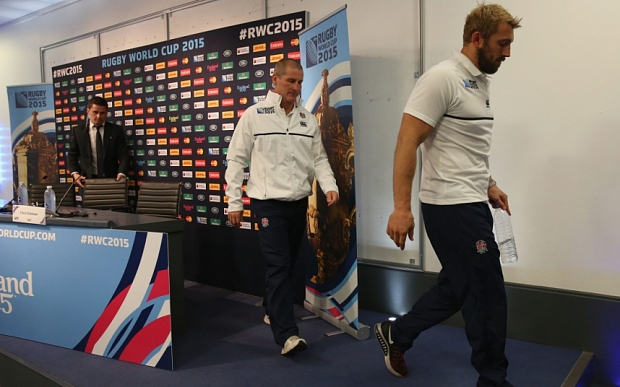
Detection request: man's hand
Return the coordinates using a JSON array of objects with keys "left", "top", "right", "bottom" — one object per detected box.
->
[
  {"left": 488, "top": 185, "right": 511, "bottom": 215},
  {"left": 72, "top": 173, "right": 85, "bottom": 188},
  {"left": 326, "top": 191, "right": 339, "bottom": 207},
  {"left": 116, "top": 173, "right": 126, "bottom": 181},
  {"left": 228, "top": 210, "right": 243, "bottom": 227},
  {"left": 386, "top": 209, "right": 415, "bottom": 250}
]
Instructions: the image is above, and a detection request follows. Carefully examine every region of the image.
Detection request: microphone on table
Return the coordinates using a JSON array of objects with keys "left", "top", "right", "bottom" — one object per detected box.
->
[{"left": 54, "top": 174, "right": 83, "bottom": 217}]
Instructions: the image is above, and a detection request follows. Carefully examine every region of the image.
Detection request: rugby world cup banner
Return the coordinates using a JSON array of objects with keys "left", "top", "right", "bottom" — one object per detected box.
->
[
  {"left": 6, "top": 84, "right": 56, "bottom": 191},
  {"left": 300, "top": 7, "right": 365, "bottom": 339},
  {"left": 51, "top": 12, "right": 306, "bottom": 228},
  {"left": 0, "top": 225, "right": 173, "bottom": 369}
]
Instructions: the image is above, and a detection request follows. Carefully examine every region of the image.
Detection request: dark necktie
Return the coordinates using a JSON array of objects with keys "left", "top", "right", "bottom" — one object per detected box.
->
[{"left": 95, "top": 126, "right": 105, "bottom": 177}]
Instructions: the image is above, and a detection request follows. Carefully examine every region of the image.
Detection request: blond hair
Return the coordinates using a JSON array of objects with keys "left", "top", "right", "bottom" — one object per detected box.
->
[{"left": 463, "top": 3, "right": 522, "bottom": 45}]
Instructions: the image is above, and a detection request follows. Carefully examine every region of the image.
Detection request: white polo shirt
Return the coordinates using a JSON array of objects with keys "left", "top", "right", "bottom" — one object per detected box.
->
[{"left": 404, "top": 52, "right": 494, "bottom": 205}]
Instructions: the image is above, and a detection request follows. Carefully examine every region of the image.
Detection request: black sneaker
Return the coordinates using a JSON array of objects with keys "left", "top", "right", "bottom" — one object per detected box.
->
[{"left": 375, "top": 321, "right": 408, "bottom": 377}]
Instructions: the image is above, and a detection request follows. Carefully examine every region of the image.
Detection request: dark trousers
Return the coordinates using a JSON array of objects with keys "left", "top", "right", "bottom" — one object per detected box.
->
[
  {"left": 392, "top": 202, "right": 511, "bottom": 387},
  {"left": 253, "top": 198, "right": 308, "bottom": 347}
]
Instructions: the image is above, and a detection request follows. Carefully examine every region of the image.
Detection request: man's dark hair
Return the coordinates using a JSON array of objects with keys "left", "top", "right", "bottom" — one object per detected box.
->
[{"left": 87, "top": 96, "right": 108, "bottom": 110}]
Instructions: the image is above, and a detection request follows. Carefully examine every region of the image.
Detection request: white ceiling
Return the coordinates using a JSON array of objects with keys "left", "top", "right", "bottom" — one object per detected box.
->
[{"left": 0, "top": 0, "right": 78, "bottom": 28}]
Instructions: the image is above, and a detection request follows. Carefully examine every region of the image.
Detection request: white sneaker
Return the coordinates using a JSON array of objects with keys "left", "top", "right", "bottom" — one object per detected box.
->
[
  {"left": 263, "top": 314, "right": 270, "bottom": 325},
  {"left": 281, "top": 335, "right": 307, "bottom": 355}
]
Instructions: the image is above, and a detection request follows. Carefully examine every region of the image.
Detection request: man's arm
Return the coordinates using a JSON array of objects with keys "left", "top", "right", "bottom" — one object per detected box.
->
[
  {"left": 114, "top": 125, "right": 129, "bottom": 179},
  {"left": 386, "top": 113, "right": 434, "bottom": 250},
  {"left": 225, "top": 114, "right": 253, "bottom": 227},
  {"left": 310, "top": 116, "right": 339, "bottom": 204}
]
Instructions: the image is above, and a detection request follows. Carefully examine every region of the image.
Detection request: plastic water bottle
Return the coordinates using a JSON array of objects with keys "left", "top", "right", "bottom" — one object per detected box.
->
[
  {"left": 44, "top": 186, "right": 56, "bottom": 212},
  {"left": 494, "top": 208, "right": 518, "bottom": 263},
  {"left": 17, "top": 182, "right": 28, "bottom": 205}
]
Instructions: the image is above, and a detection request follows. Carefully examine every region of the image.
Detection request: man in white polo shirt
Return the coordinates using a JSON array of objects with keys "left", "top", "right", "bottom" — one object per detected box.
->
[{"left": 375, "top": 4, "right": 522, "bottom": 386}]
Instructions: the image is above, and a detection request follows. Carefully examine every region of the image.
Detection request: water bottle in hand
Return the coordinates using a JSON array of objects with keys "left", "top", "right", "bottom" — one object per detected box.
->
[
  {"left": 17, "top": 182, "right": 28, "bottom": 205},
  {"left": 44, "top": 186, "right": 56, "bottom": 212},
  {"left": 494, "top": 208, "right": 518, "bottom": 263}
]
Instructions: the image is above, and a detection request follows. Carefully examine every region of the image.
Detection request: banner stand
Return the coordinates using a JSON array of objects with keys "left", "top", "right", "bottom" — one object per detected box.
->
[
  {"left": 304, "top": 301, "right": 370, "bottom": 340},
  {"left": 300, "top": 6, "right": 366, "bottom": 341}
]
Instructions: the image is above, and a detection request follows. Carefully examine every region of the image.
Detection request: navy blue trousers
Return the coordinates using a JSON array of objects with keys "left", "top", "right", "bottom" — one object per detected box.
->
[
  {"left": 253, "top": 198, "right": 307, "bottom": 347},
  {"left": 392, "top": 202, "right": 511, "bottom": 387}
]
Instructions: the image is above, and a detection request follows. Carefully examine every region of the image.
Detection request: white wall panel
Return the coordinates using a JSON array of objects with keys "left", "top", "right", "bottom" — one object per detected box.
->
[
  {"left": 169, "top": 0, "right": 264, "bottom": 38},
  {"left": 100, "top": 16, "right": 167, "bottom": 55}
]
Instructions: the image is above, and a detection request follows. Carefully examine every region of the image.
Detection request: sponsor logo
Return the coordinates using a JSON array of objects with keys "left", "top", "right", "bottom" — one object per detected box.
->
[
  {"left": 180, "top": 68, "right": 191, "bottom": 77},
  {"left": 208, "top": 100, "right": 219, "bottom": 108},
  {"left": 253, "top": 43, "right": 266, "bottom": 52},
  {"left": 287, "top": 51, "right": 300, "bottom": 60},
  {"left": 237, "top": 46, "right": 250, "bottom": 55},
  {"left": 253, "top": 56, "right": 267, "bottom": 65},
  {"left": 237, "top": 84, "right": 250, "bottom": 92},
  {"left": 207, "top": 52, "right": 218, "bottom": 60},
  {"left": 222, "top": 61, "right": 234, "bottom": 70},
  {"left": 270, "top": 40, "right": 284, "bottom": 50},
  {"left": 196, "top": 172, "right": 206, "bottom": 179},
  {"left": 208, "top": 112, "right": 220, "bottom": 120},
  {"left": 222, "top": 98, "right": 234, "bottom": 107},
  {"left": 194, "top": 90, "right": 205, "bottom": 98},
  {"left": 239, "top": 59, "right": 248, "bottom": 67},
  {"left": 270, "top": 53, "right": 284, "bottom": 63},
  {"left": 181, "top": 80, "right": 191, "bottom": 88},
  {"left": 168, "top": 59, "right": 178, "bottom": 67},
  {"left": 194, "top": 54, "right": 205, "bottom": 62},
  {"left": 237, "top": 72, "right": 250, "bottom": 80},
  {"left": 194, "top": 78, "right": 205, "bottom": 86},
  {"left": 195, "top": 124, "right": 206, "bottom": 132},
  {"left": 255, "top": 70, "right": 265, "bottom": 77},
  {"left": 253, "top": 82, "right": 267, "bottom": 91},
  {"left": 183, "top": 171, "right": 193, "bottom": 178},
  {"left": 222, "top": 111, "right": 234, "bottom": 119},
  {"left": 222, "top": 123, "right": 234, "bottom": 131}
]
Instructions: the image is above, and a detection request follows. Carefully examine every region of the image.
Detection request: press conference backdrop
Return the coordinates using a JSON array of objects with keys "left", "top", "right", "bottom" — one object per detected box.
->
[
  {"left": 424, "top": 0, "right": 620, "bottom": 297},
  {"left": 51, "top": 12, "right": 307, "bottom": 227}
]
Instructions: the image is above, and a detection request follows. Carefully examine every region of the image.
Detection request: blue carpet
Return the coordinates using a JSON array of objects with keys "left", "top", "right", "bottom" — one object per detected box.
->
[{"left": 0, "top": 283, "right": 582, "bottom": 387}]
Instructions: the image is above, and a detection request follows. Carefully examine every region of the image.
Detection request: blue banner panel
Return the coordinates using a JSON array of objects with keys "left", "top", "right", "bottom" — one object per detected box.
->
[
  {"left": 0, "top": 224, "right": 173, "bottom": 369},
  {"left": 300, "top": 8, "right": 359, "bottom": 330},
  {"left": 6, "top": 84, "right": 56, "bottom": 190}
]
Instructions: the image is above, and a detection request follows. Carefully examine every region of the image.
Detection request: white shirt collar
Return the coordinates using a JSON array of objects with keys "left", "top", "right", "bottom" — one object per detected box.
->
[{"left": 452, "top": 51, "right": 487, "bottom": 79}]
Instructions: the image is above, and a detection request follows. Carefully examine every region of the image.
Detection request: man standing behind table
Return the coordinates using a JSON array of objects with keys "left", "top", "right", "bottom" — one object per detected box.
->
[
  {"left": 375, "top": 4, "right": 521, "bottom": 387},
  {"left": 225, "top": 59, "right": 339, "bottom": 355},
  {"left": 68, "top": 96, "right": 129, "bottom": 188}
]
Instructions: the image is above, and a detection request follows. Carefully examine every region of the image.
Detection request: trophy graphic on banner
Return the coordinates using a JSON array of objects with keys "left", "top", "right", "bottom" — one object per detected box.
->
[
  {"left": 307, "top": 69, "right": 356, "bottom": 284},
  {"left": 13, "top": 111, "right": 57, "bottom": 191}
]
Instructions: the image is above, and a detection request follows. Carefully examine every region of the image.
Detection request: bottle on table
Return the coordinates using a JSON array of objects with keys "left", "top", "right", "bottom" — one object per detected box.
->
[
  {"left": 17, "top": 182, "right": 28, "bottom": 205},
  {"left": 44, "top": 186, "right": 56, "bottom": 212},
  {"left": 494, "top": 208, "right": 518, "bottom": 264}
]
